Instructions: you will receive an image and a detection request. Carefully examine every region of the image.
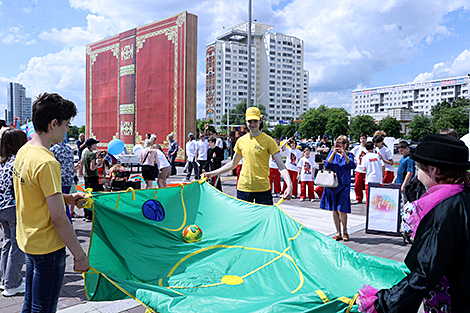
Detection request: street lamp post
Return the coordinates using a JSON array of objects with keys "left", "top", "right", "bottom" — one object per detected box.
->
[{"left": 255, "top": 92, "right": 265, "bottom": 107}]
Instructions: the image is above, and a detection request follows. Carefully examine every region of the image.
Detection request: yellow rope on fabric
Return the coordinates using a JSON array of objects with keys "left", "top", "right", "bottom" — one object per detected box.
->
[
  {"left": 315, "top": 290, "right": 330, "bottom": 303},
  {"left": 346, "top": 294, "right": 359, "bottom": 313},
  {"left": 125, "top": 187, "right": 136, "bottom": 201}
]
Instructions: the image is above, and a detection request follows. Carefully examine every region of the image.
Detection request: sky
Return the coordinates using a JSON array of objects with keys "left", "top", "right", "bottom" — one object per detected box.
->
[{"left": 1, "top": 0, "right": 470, "bottom": 126}]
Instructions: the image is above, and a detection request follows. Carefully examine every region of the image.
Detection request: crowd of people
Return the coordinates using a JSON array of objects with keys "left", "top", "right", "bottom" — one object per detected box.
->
[{"left": 2, "top": 93, "right": 470, "bottom": 312}]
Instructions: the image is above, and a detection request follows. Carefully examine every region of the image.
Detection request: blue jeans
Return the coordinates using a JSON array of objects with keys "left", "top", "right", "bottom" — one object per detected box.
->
[
  {"left": 237, "top": 190, "right": 273, "bottom": 205},
  {"left": 169, "top": 153, "right": 177, "bottom": 175},
  {"left": 0, "top": 206, "right": 25, "bottom": 289},
  {"left": 22, "top": 247, "right": 66, "bottom": 313}
]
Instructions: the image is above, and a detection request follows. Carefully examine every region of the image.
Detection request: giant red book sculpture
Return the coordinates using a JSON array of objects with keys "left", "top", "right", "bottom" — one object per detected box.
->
[{"left": 85, "top": 12, "right": 197, "bottom": 161}]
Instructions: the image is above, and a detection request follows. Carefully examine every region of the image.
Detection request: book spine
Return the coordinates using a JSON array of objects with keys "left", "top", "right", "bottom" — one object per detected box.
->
[{"left": 119, "top": 29, "right": 137, "bottom": 150}]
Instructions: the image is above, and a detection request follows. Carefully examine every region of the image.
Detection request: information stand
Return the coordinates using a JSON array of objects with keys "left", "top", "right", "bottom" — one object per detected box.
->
[{"left": 365, "top": 183, "right": 402, "bottom": 236}]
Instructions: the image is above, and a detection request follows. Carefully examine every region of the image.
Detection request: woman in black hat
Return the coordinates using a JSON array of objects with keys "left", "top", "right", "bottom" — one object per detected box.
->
[{"left": 358, "top": 134, "right": 470, "bottom": 312}]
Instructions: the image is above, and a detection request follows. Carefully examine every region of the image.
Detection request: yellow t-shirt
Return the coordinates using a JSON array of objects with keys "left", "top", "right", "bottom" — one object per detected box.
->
[
  {"left": 234, "top": 133, "right": 280, "bottom": 192},
  {"left": 13, "top": 143, "right": 65, "bottom": 255}
]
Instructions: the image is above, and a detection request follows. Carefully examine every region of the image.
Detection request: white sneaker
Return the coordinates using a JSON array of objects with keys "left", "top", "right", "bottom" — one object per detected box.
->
[
  {"left": 310, "top": 199, "right": 316, "bottom": 202},
  {"left": 2, "top": 279, "right": 25, "bottom": 297},
  {"left": 0, "top": 284, "right": 4, "bottom": 290},
  {"left": 292, "top": 196, "right": 296, "bottom": 199},
  {"left": 299, "top": 198, "right": 305, "bottom": 202},
  {"left": 275, "top": 193, "right": 280, "bottom": 197}
]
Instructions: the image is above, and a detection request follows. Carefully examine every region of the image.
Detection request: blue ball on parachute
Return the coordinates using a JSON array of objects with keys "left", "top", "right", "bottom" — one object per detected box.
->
[
  {"left": 182, "top": 224, "right": 203, "bottom": 243},
  {"left": 108, "top": 139, "right": 125, "bottom": 155}
]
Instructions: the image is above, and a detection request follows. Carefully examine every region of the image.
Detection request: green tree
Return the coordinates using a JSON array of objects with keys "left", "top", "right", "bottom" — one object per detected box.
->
[
  {"left": 78, "top": 125, "right": 85, "bottom": 135},
  {"left": 220, "top": 100, "right": 267, "bottom": 129},
  {"left": 68, "top": 125, "right": 79, "bottom": 139},
  {"left": 349, "top": 115, "right": 378, "bottom": 141},
  {"left": 325, "top": 108, "right": 349, "bottom": 139},
  {"left": 378, "top": 116, "right": 402, "bottom": 139},
  {"left": 431, "top": 98, "right": 470, "bottom": 135},
  {"left": 272, "top": 124, "right": 287, "bottom": 138},
  {"left": 298, "top": 105, "right": 329, "bottom": 139},
  {"left": 406, "top": 115, "right": 433, "bottom": 141},
  {"left": 196, "top": 118, "right": 216, "bottom": 135}
]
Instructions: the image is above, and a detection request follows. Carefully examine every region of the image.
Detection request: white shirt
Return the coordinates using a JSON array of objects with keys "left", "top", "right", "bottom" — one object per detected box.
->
[
  {"left": 156, "top": 149, "right": 170, "bottom": 168},
  {"left": 284, "top": 147, "right": 302, "bottom": 171},
  {"left": 216, "top": 137, "right": 223, "bottom": 149},
  {"left": 351, "top": 145, "right": 368, "bottom": 173},
  {"left": 297, "top": 156, "right": 318, "bottom": 182},
  {"left": 361, "top": 152, "right": 384, "bottom": 184},
  {"left": 269, "top": 146, "right": 283, "bottom": 169},
  {"left": 196, "top": 140, "right": 209, "bottom": 161},
  {"left": 186, "top": 140, "right": 196, "bottom": 162},
  {"left": 375, "top": 145, "right": 394, "bottom": 172}
]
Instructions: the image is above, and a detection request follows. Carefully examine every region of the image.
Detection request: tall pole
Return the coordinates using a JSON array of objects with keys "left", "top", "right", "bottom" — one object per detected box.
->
[{"left": 247, "top": 0, "right": 252, "bottom": 110}]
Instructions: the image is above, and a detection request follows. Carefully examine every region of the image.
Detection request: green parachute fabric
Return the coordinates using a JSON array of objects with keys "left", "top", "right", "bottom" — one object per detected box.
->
[{"left": 84, "top": 180, "right": 409, "bottom": 313}]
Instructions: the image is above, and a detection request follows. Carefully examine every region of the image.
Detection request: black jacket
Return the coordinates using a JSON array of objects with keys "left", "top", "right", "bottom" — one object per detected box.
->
[{"left": 376, "top": 188, "right": 470, "bottom": 312}]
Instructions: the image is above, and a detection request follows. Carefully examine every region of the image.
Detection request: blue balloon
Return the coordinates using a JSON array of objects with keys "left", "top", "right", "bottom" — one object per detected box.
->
[{"left": 107, "top": 139, "right": 125, "bottom": 155}]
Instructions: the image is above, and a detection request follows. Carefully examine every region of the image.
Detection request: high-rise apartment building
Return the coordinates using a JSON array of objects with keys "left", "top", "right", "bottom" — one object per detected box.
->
[
  {"left": 7, "top": 82, "right": 32, "bottom": 125},
  {"left": 351, "top": 75, "right": 470, "bottom": 120},
  {"left": 206, "top": 21, "right": 309, "bottom": 124}
]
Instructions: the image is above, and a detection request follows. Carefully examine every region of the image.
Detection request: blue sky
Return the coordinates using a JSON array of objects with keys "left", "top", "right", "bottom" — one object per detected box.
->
[{"left": 1, "top": 0, "right": 469, "bottom": 126}]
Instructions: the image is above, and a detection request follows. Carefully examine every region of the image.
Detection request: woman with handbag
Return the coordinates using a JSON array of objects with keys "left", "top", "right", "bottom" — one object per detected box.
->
[
  {"left": 140, "top": 141, "right": 159, "bottom": 189},
  {"left": 319, "top": 135, "right": 355, "bottom": 241}
]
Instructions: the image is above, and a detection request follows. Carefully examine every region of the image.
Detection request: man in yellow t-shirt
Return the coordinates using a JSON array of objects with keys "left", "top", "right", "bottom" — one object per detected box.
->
[
  {"left": 204, "top": 107, "right": 292, "bottom": 204},
  {"left": 13, "top": 93, "right": 89, "bottom": 311}
]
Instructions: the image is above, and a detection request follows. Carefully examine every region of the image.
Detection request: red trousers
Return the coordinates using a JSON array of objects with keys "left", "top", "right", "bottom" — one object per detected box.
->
[
  {"left": 354, "top": 172, "right": 366, "bottom": 202},
  {"left": 383, "top": 170, "right": 394, "bottom": 183},
  {"left": 282, "top": 169, "right": 298, "bottom": 197},
  {"left": 300, "top": 181, "right": 315, "bottom": 199},
  {"left": 314, "top": 186, "right": 324, "bottom": 199},
  {"left": 269, "top": 168, "right": 281, "bottom": 193}
]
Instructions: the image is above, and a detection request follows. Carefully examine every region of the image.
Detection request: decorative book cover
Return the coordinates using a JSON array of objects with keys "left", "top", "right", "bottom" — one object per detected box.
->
[{"left": 85, "top": 12, "right": 197, "bottom": 161}]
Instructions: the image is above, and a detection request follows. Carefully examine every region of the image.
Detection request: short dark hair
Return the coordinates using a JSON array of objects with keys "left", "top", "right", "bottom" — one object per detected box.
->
[
  {"left": 0, "top": 127, "right": 27, "bottom": 164},
  {"left": 373, "top": 134, "right": 383, "bottom": 143},
  {"left": 439, "top": 128, "right": 459, "bottom": 138},
  {"left": 208, "top": 136, "right": 217, "bottom": 143},
  {"left": 210, "top": 130, "right": 217, "bottom": 135},
  {"left": 365, "top": 141, "right": 374, "bottom": 151},
  {"left": 0, "top": 120, "right": 7, "bottom": 128},
  {"left": 397, "top": 141, "right": 409, "bottom": 149},
  {"left": 360, "top": 133, "right": 367, "bottom": 139},
  {"left": 32, "top": 93, "right": 77, "bottom": 133}
]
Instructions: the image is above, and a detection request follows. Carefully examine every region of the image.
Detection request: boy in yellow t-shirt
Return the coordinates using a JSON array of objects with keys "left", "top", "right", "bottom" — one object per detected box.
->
[
  {"left": 13, "top": 93, "right": 89, "bottom": 311},
  {"left": 204, "top": 107, "right": 292, "bottom": 204}
]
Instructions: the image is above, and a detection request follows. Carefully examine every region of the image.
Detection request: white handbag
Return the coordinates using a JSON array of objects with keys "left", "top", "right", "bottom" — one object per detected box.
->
[{"left": 315, "top": 169, "right": 338, "bottom": 188}]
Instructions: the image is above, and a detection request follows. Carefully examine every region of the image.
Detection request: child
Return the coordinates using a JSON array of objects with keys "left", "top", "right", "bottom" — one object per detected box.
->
[
  {"left": 393, "top": 140, "right": 415, "bottom": 195},
  {"left": 281, "top": 138, "right": 302, "bottom": 198},
  {"left": 373, "top": 134, "right": 394, "bottom": 183},
  {"left": 361, "top": 141, "right": 385, "bottom": 204},
  {"left": 297, "top": 148, "right": 318, "bottom": 202}
]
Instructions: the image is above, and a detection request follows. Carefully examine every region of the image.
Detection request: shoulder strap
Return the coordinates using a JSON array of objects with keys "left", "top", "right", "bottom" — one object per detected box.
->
[{"left": 142, "top": 150, "right": 151, "bottom": 164}]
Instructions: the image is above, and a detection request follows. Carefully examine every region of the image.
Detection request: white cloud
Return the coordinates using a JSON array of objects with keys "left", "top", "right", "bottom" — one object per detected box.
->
[
  {"left": 10, "top": 47, "right": 86, "bottom": 124},
  {"left": 412, "top": 49, "right": 470, "bottom": 83},
  {"left": 1, "top": 26, "right": 34, "bottom": 44},
  {"left": 39, "top": 14, "right": 118, "bottom": 47}
]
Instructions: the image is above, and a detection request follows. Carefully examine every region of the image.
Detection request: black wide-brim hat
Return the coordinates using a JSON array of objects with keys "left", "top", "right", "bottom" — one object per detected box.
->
[{"left": 410, "top": 134, "right": 470, "bottom": 169}]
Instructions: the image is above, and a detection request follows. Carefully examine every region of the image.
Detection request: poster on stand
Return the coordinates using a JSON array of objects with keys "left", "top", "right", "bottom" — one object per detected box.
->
[{"left": 365, "top": 183, "right": 402, "bottom": 236}]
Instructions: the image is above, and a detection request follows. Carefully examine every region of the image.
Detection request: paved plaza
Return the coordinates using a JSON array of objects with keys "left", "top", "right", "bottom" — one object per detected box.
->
[{"left": 0, "top": 159, "right": 412, "bottom": 313}]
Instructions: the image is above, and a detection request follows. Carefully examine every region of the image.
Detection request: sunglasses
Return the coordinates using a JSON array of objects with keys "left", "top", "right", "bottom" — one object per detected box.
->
[{"left": 336, "top": 141, "right": 347, "bottom": 145}]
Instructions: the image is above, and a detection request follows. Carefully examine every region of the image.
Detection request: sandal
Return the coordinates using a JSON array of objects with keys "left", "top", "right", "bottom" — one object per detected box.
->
[
  {"left": 332, "top": 234, "right": 342, "bottom": 241},
  {"left": 343, "top": 233, "right": 350, "bottom": 241}
]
